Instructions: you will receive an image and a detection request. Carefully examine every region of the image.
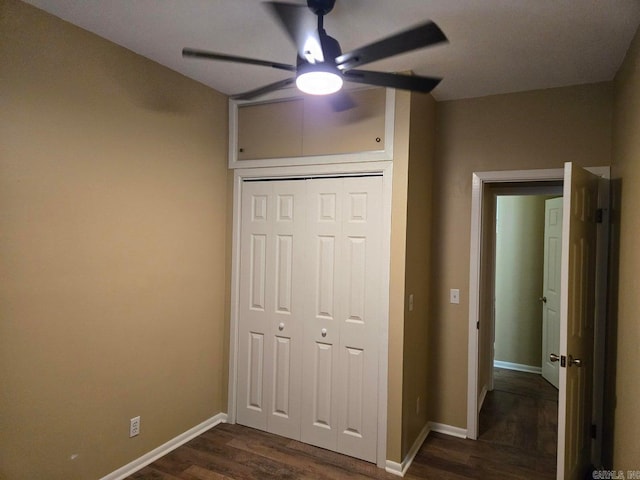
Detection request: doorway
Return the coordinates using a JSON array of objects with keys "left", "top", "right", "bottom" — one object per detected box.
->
[
  {"left": 493, "top": 193, "right": 562, "bottom": 382},
  {"left": 466, "top": 166, "right": 610, "bottom": 478},
  {"left": 480, "top": 191, "right": 562, "bottom": 469}
]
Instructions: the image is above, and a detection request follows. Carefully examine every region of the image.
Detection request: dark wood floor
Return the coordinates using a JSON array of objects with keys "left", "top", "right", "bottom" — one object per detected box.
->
[{"left": 127, "top": 368, "right": 558, "bottom": 480}]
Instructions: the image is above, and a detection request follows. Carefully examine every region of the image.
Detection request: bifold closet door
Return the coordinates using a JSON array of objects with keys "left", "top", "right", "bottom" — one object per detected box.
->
[
  {"left": 236, "top": 180, "right": 306, "bottom": 440},
  {"left": 236, "top": 175, "right": 383, "bottom": 463},
  {"left": 300, "top": 176, "right": 382, "bottom": 463}
]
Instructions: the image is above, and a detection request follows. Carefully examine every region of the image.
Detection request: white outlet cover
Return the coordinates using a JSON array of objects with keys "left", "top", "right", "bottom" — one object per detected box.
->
[
  {"left": 450, "top": 289, "right": 460, "bottom": 304},
  {"left": 129, "top": 416, "right": 140, "bottom": 437}
]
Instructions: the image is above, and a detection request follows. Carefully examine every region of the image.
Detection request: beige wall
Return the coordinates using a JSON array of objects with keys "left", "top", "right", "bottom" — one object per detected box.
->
[
  {"left": 611, "top": 25, "right": 640, "bottom": 470},
  {"left": 386, "top": 90, "right": 411, "bottom": 463},
  {"left": 430, "top": 83, "right": 613, "bottom": 428},
  {"left": 402, "top": 93, "right": 436, "bottom": 457},
  {"left": 387, "top": 90, "right": 438, "bottom": 462},
  {"left": 494, "top": 195, "right": 547, "bottom": 367},
  {"left": 0, "top": 1, "right": 229, "bottom": 478}
]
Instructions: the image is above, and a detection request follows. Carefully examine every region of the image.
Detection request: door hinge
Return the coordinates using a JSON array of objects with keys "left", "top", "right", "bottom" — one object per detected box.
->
[
  {"left": 596, "top": 208, "right": 603, "bottom": 223},
  {"left": 560, "top": 355, "right": 567, "bottom": 368},
  {"left": 476, "top": 321, "right": 480, "bottom": 330},
  {"left": 591, "top": 424, "right": 597, "bottom": 439}
]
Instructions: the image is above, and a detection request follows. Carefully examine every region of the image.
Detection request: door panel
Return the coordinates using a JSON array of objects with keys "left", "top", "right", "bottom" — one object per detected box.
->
[
  {"left": 237, "top": 180, "right": 305, "bottom": 439},
  {"left": 542, "top": 197, "right": 563, "bottom": 388},
  {"left": 336, "top": 177, "right": 382, "bottom": 462},
  {"left": 247, "top": 332, "right": 264, "bottom": 411},
  {"left": 312, "top": 341, "right": 334, "bottom": 428},
  {"left": 273, "top": 336, "right": 291, "bottom": 416},
  {"left": 557, "top": 163, "right": 598, "bottom": 480},
  {"left": 302, "top": 179, "right": 342, "bottom": 450}
]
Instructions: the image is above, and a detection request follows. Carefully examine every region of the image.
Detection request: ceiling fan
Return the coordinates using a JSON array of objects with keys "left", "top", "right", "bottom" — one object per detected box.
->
[{"left": 183, "top": 0, "right": 447, "bottom": 104}]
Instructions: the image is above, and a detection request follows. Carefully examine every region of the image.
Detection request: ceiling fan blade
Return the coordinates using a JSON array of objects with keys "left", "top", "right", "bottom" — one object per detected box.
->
[
  {"left": 265, "top": 1, "right": 324, "bottom": 62},
  {"left": 231, "top": 77, "right": 296, "bottom": 100},
  {"left": 182, "top": 48, "right": 296, "bottom": 72},
  {"left": 343, "top": 70, "right": 441, "bottom": 93},
  {"left": 336, "top": 21, "right": 447, "bottom": 71}
]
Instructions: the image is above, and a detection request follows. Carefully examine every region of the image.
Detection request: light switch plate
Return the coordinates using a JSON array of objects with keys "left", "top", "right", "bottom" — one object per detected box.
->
[{"left": 450, "top": 289, "right": 460, "bottom": 304}]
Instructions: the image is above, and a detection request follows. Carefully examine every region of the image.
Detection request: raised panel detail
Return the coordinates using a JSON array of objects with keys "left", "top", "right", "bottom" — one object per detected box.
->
[
  {"left": 346, "top": 237, "right": 366, "bottom": 324},
  {"left": 252, "top": 195, "right": 267, "bottom": 222},
  {"left": 313, "top": 343, "right": 333, "bottom": 428},
  {"left": 250, "top": 234, "right": 267, "bottom": 311},
  {"left": 319, "top": 193, "right": 336, "bottom": 222},
  {"left": 548, "top": 237, "right": 560, "bottom": 293},
  {"left": 278, "top": 195, "right": 294, "bottom": 222},
  {"left": 344, "top": 347, "right": 364, "bottom": 437},
  {"left": 276, "top": 235, "right": 293, "bottom": 314},
  {"left": 273, "top": 336, "right": 291, "bottom": 417},
  {"left": 348, "top": 193, "right": 367, "bottom": 222},
  {"left": 248, "top": 332, "right": 264, "bottom": 410},
  {"left": 316, "top": 236, "right": 335, "bottom": 318}
]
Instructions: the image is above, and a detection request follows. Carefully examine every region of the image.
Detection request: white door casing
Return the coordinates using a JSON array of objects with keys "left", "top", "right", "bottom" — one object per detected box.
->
[
  {"left": 234, "top": 171, "right": 386, "bottom": 465},
  {"left": 467, "top": 166, "right": 609, "bottom": 453},
  {"left": 557, "top": 163, "right": 598, "bottom": 480},
  {"left": 542, "top": 197, "right": 563, "bottom": 389}
]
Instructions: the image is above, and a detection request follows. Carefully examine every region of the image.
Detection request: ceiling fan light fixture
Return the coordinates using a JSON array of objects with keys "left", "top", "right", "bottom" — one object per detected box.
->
[{"left": 296, "top": 63, "right": 343, "bottom": 95}]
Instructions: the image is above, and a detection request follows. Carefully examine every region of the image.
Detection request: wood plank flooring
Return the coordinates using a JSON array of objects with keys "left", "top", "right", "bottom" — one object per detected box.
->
[{"left": 127, "top": 368, "right": 558, "bottom": 480}]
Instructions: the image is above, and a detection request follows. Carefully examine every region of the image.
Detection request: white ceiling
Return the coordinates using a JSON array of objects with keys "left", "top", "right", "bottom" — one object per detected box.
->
[{"left": 23, "top": 0, "right": 640, "bottom": 101}]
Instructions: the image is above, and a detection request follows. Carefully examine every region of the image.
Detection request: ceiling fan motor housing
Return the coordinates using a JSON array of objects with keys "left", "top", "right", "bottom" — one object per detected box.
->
[{"left": 307, "top": 0, "right": 336, "bottom": 16}]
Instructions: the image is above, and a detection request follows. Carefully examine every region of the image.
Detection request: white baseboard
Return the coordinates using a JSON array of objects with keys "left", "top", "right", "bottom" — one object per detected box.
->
[
  {"left": 385, "top": 422, "right": 431, "bottom": 477},
  {"left": 494, "top": 360, "right": 542, "bottom": 374},
  {"left": 428, "top": 421, "right": 468, "bottom": 439},
  {"left": 101, "top": 412, "right": 227, "bottom": 480}
]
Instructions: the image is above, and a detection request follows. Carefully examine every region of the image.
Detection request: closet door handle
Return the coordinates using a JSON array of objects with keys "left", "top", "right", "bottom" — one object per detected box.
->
[
  {"left": 321, "top": 328, "right": 327, "bottom": 338},
  {"left": 278, "top": 322, "right": 284, "bottom": 331},
  {"left": 539, "top": 296, "right": 547, "bottom": 303}
]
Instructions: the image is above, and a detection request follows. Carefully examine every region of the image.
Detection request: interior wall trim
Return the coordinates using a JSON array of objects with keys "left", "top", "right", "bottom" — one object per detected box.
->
[
  {"left": 385, "top": 422, "right": 431, "bottom": 477},
  {"left": 100, "top": 413, "right": 227, "bottom": 480},
  {"left": 493, "top": 360, "right": 543, "bottom": 375},
  {"left": 428, "top": 421, "right": 468, "bottom": 439},
  {"left": 228, "top": 88, "right": 396, "bottom": 169},
  {"left": 227, "top": 160, "right": 393, "bottom": 469}
]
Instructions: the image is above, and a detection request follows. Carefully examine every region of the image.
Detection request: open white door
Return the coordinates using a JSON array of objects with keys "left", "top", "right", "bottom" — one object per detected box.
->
[
  {"left": 556, "top": 163, "right": 598, "bottom": 480},
  {"left": 542, "top": 197, "right": 563, "bottom": 389}
]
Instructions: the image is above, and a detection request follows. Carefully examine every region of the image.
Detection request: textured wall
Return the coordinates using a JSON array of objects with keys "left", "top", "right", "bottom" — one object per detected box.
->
[
  {"left": 611, "top": 25, "right": 640, "bottom": 470},
  {"left": 0, "top": 1, "right": 229, "bottom": 478},
  {"left": 431, "top": 82, "right": 613, "bottom": 428}
]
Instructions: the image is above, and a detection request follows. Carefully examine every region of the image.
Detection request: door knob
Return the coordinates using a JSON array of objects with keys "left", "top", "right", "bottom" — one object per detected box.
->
[
  {"left": 549, "top": 353, "right": 560, "bottom": 362},
  {"left": 278, "top": 322, "right": 284, "bottom": 331},
  {"left": 539, "top": 296, "right": 547, "bottom": 303},
  {"left": 568, "top": 355, "right": 582, "bottom": 367},
  {"left": 321, "top": 328, "right": 327, "bottom": 337}
]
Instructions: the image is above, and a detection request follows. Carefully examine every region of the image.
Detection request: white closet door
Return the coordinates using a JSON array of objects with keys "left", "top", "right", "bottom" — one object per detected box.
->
[
  {"left": 301, "top": 176, "right": 382, "bottom": 462},
  {"left": 236, "top": 180, "right": 306, "bottom": 439},
  {"left": 236, "top": 175, "right": 383, "bottom": 463}
]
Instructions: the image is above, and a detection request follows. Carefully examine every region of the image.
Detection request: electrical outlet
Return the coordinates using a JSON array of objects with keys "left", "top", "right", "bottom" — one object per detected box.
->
[
  {"left": 129, "top": 416, "right": 140, "bottom": 437},
  {"left": 408, "top": 294, "right": 414, "bottom": 312}
]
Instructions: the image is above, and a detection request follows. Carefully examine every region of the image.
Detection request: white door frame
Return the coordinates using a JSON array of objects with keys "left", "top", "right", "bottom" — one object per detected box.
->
[
  {"left": 466, "top": 166, "right": 609, "bottom": 458},
  {"left": 227, "top": 161, "right": 393, "bottom": 469}
]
